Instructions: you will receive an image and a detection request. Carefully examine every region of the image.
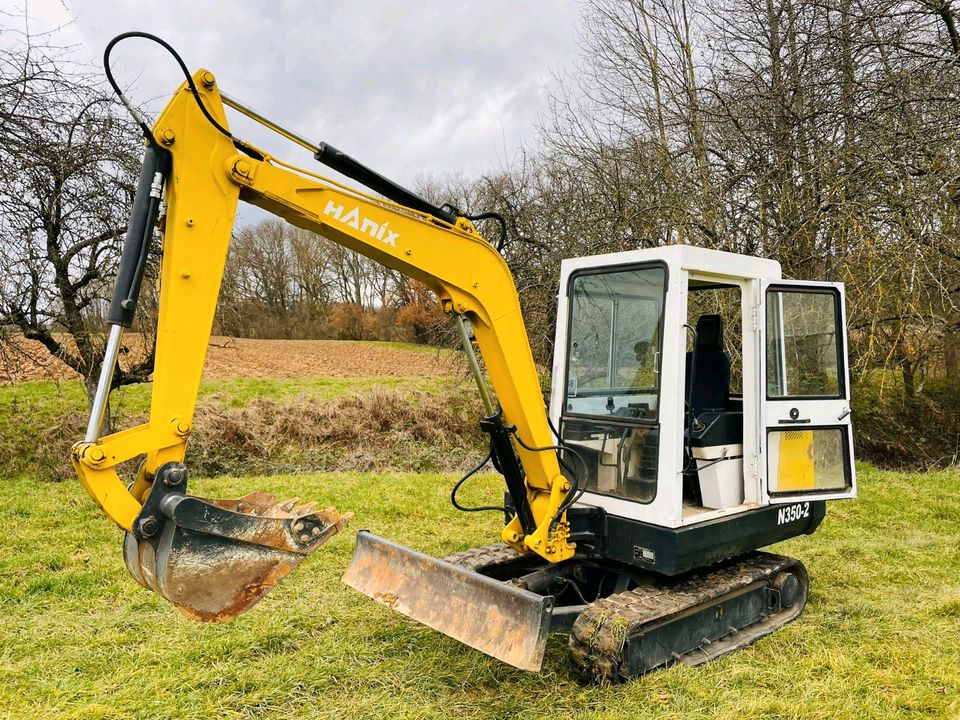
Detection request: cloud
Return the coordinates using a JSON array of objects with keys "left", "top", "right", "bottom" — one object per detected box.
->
[{"left": 18, "top": 0, "right": 582, "bottom": 188}]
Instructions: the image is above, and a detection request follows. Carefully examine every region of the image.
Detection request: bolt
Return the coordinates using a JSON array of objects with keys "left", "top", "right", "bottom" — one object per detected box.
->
[
  {"left": 137, "top": 516, "right": 160, "bottom": 538},
  {"left": 561, "top": 481, "right": 571, "bottom": 493},
  {"left": 311, "top": 526, "right": 322, "bottom": 537},
  {"left": 234, "top": 159, "right": 252, "bottom": 178},
  {"left": 86, "top": 446, "right": 106, "bottom": 465},
  {"left": 185, "top": 218, "right": 195, "bottom": 227},
  {"left": 160, "top": 128, "right": 176, "bottom": 145},
  {"left": 293, "top": 522, "right": 305, "bottom": 532},
  {"left": 175, "top": 420, "right": 191, "bottom": 437},
  {"left": 163, "top": 467, "right": 186, "bottom": 487},
  {"left": 201, "top": 71, "right": 215, "bottom": 89},
  {"left": 299, "top": 534, "right": 312, "bottom": 543},
  {"left": 405, "top": 249, "right": 413, "bottom": 256}
]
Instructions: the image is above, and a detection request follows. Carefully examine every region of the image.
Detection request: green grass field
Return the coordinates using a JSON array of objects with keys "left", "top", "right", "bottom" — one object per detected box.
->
[
  {"left": 0, "top": 374, "right": 454, "bottom": 423},
  {"left": 1, "top": 464, "right": 958, "bottom": 719}
]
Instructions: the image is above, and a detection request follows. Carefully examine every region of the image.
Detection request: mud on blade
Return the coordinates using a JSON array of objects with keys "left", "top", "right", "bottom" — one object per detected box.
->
[
  {"left": 342, "top": 531, "right": 554, "bottom": 671},
  {"left": 125, "top": 463, "right": 351, "bottom": 621}
]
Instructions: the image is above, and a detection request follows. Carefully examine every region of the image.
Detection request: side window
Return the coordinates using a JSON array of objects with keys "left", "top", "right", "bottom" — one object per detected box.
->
[
  {"left": 768, "top": 428, "right": 849, "bottom": 494},
  {"left": 766, "top": 289, "right": 842, "bottom": 398}
]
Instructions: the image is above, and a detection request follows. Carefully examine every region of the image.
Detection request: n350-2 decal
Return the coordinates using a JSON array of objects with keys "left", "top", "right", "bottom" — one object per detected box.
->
[{"left": 777, "top": 502, "right": 810, "bottom": 525}]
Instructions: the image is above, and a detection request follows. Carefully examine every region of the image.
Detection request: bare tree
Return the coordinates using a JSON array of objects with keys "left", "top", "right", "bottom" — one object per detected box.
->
[
  {"left": 0, "top": 17, "right": 146, "bottom": 415},
  {"left": 529, "top": 0, "right": 960, "bottom": 397}
]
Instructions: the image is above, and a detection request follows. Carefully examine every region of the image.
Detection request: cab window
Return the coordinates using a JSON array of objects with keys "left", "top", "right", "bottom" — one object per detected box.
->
[{"left": 565, "top": 266, "right": 666, "bottom": 421}]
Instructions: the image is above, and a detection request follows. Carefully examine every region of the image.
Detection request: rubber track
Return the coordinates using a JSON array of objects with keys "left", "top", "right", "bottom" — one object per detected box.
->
[
  {"left": 568, "top": 551, "right": 799, "bottom": 682},
  {"left": 444, "top": 543, "right": 522, "bottom": 572}
]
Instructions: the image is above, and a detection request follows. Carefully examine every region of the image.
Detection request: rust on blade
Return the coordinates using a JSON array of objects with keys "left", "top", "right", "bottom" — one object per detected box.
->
[
  {"left": 124, "top": 493, "right": 351, "bottom": 622},
  {"left": 342, "top": 531, "right": 554, "bottom": 672}
]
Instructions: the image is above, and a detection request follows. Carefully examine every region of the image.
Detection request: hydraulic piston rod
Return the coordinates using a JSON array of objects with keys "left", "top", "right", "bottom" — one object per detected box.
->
[{"left": 85, "top": 324, "right": 125, "bottom": 442}]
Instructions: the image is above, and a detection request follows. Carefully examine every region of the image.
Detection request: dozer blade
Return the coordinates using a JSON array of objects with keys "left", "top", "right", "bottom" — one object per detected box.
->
[
  {"left": 125, "top": 487, "right": 351, "bottom": 621},
  {"left": 342, "top": 531, "right": 554, "bottom": 671}
]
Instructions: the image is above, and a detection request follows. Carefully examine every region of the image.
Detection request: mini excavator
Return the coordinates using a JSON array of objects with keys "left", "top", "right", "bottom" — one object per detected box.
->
[{"left": 72, "top": 34, "right": 857, "bottom": 682}]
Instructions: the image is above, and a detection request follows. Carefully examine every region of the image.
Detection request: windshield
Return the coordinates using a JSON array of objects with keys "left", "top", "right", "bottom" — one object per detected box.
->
[{"left": 565, "top": 265, "right": 666, "bottom": 421}]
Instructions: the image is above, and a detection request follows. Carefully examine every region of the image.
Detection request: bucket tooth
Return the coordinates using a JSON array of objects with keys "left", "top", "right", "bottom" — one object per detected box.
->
[{"left": 342, "top": 531, "right": 554, "bottom": 671}]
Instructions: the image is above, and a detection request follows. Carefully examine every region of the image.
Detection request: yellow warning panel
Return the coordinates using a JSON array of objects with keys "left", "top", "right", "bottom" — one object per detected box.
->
[{"left": 777, "top": 430, "right": 815, "bottom": 491}]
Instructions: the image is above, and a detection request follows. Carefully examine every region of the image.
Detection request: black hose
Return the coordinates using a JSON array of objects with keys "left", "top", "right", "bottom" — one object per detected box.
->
[
  {"left": 450, "top": 452, "right": 506, "bottom": 514},
  {"left": 465, "top": 211, "right": 507, "bottom": 252},
  {"left": 103, "top": 31, "right": 254, "bottom": 155},
  {"left": 544, "top": 414, "right": 592, "bottom": 517},
  {"left": 509, "top": 428, "right": 589, "bottom": 529}
]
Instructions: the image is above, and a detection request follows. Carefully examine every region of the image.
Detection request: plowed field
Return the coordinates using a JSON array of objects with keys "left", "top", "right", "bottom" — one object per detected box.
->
[{"left": 0, "top": 336, "right": 459, "bottom": 383}]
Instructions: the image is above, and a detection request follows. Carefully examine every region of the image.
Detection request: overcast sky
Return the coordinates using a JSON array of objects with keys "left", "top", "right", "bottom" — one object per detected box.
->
[{"left": 21, "top": 0, "right": 583, "bottom": 192}]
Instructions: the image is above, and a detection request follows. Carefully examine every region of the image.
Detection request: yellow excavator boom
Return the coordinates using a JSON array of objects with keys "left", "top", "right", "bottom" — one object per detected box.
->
[{"left": 71, "top": 67, "right": 573, "bottom": 644}]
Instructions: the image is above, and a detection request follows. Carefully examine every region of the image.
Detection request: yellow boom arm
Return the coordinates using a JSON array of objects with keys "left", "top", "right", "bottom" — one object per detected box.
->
[{"left": 72, "top": 70, "right": 574, "bottom": 563}]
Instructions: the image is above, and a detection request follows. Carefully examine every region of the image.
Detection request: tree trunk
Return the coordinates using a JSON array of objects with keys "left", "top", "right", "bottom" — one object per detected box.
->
[
  {"left": 901, "top": 359, "right": 915, "bottom": 400},
  {"left": 945, "top": 331, "right": 959, "bottom": 379}
]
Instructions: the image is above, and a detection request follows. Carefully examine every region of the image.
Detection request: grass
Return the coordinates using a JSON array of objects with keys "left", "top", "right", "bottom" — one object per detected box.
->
[
  {"left": 0, "top": 374, "right": 456, "bottom": 419},
  {"left": 367, "top": 340, "right": 454, "bottom": 354},
  {"left": 0, "top": 463, "right": 958, "bottom": 719}
]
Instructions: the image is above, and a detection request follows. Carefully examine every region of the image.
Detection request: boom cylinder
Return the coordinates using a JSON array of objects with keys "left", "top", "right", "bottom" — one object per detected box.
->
[
  {"left": 314, "top": 142, "right": 459, "bottom": 224},
  {"left": 84, "top": 144, "right": 170, "bottom": 442},
  {"left": 108, "top": 144, "right": 171, "bottom": 327}
]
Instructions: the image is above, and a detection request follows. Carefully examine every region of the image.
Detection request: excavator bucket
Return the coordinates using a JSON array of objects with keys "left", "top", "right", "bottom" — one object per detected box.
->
[
  {"left": 124, "top": 485, "right": 351, "bottom": 621},
  {"left": 342, "top": 531, "right": 554, "bottom": 671}
]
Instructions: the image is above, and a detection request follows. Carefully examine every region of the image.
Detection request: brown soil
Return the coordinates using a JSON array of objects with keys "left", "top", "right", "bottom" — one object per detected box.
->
[
  {"left": 0, "top": 338, "right": 81, "bottom": 383},
  {"left": 0, "top": 336, "right": 460, "bottom": 383},
  {"left": 201, "top": 338, "right": 459, "bottom": 379}
]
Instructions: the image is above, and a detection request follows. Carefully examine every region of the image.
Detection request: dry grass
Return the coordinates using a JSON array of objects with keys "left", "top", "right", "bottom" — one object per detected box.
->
[
  {"left": 0, "top": 337, "right": 478, "bottom": 481},
  {"left": 0, "top": 375, "right": 485, "bottom": 481},
  {"left": 188, "top": 387, "right": 487, "bottom": 476}
]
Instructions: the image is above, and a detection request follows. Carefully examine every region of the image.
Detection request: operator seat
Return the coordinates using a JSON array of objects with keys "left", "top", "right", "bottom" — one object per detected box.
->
[
  {"left": 685, "top": 314, "right": 731, "bottom": 416},
  {"left": 683, "top": 314, "right": 733, "bottom": 506}
]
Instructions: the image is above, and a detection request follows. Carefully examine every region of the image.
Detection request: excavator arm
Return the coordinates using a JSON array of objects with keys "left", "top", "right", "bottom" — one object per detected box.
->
[{"left": 71, "top": 69, "right": 573, "bottom": 636}]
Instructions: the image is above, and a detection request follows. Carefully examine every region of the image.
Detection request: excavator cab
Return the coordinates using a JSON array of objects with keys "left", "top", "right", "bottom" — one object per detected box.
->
[
  {"left": 73, "top": 35, "right": 857, "bottom": 683},
  {"left": 408, "top": 246, "right": 858, "bottom": 679},
  {"left": 551, "top": 247, "right": 856, "bottom": 534}
]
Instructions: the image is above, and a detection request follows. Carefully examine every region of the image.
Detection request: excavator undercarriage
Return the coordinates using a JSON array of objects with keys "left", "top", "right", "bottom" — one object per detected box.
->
[{"left": 443, "top": 542, "right": 808, "bottom": 682}]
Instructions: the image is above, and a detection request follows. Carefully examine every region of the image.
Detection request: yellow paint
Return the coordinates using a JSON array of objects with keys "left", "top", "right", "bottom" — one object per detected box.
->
[
  {"left": 776, "top": 430, "right": 816, "bottom": 491},
  {"left": 72, "top": 69, "right": 574, "bottom": 562}
]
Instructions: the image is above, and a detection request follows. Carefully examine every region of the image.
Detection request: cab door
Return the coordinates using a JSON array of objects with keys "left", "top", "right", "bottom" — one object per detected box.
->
[{"left": 759, "top": 280, "right": 856, "bottom": 503}]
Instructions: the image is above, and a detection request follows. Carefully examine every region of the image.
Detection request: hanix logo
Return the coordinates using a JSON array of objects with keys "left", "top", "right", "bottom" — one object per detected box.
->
[{"left": 323, "top": 201, "right": 400, "bottom": 247}]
